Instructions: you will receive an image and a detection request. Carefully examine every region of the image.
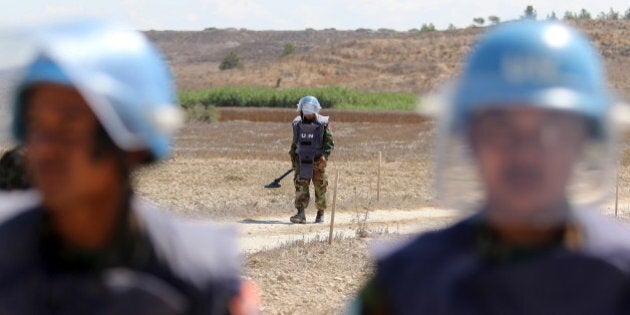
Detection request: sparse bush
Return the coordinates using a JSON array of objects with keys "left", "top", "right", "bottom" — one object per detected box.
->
[
  {"left": 281, "top": 42, "right": 295, "bottom": 57},
  {"left": 547, "top": 11, "right": 558, "bottom": 20},
  {"left": 473, "top": 17, "right": 485, "bottom": 26},
  {"left": 219, "top": 51, "right": 241, "bottom": 70},
  {"left": 488, "top": 16, "right": 500, "bottom": 25},
  {"left": 204, "top": 27, "right": 217, "bottom": 31},
  {"left": 420, "top": 23, "right": 436, "bottom": 32},
  {"left": 564, "top": 11, "right": 577, "bottom": 20},
  {"left": 578, "top": 8, "right": 592, "bottom": 20},
  {"left": 184, "top": 103, "right": 219, "bottom": 122},
  {"left": 609, "top": 8, "right": 621, "bottom": 19},
  {"left": 355, "top": 28, "right": 372, "bottom": 32},
  {"left": 377, "top": 28, "right": 395, "bottom": 32},
  {"left": 522, "top": 5, "right": 537, "bottom": 19},
  {"left": 408, "top": 28, "right": 420, "bottom": 33},
  {"left": 625, "top": 8, "right": 630, "bottom": 20},
  {"left": 447, "top": 24, "right": 456, "bottom": 31}
]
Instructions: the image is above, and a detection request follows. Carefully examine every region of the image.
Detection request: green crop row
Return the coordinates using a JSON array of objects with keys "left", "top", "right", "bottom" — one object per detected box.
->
[{"left": 179, "top": 86, "right": 418, "bottom": 111}]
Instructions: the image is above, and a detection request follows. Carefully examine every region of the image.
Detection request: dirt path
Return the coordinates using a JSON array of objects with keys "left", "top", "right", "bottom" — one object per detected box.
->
[{"left": 236, "top": 207, "right": 459, "bottom": 253}]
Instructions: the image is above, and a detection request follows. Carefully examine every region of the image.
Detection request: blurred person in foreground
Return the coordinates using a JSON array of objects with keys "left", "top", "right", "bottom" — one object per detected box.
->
[
  {"left": 348, "top": 20, "right": 630, "bottom": 314},
  {"left": 0, "top": 20, "right": 259, "bottom": 314},
  {"left": 289, "top": 96, "right": 334, "bottom": 224}
]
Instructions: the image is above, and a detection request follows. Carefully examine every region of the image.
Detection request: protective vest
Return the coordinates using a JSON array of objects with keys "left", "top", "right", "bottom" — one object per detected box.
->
[
  {"left": 0, "top": 196, "right": 240, "bottom": 315},
  {"left": 293, "top": 115, "right": 327, "bottom": 179},
  {"left": 371, "top": 211, "right": 630, "bottom": 315}
]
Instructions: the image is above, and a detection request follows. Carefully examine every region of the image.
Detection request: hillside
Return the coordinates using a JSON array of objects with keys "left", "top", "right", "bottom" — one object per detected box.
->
[{"left": 149, "top": 20, "right": 630, "bottom": 97}]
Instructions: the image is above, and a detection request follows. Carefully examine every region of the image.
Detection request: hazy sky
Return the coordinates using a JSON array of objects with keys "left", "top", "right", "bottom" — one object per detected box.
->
[{"left": 0, "top": 0, "right": 628, "bottom": 31}]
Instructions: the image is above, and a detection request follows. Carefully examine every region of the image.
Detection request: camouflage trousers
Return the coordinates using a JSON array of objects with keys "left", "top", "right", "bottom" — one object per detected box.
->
[{"left": 294, "top": 157, "right": 328, "bottom": 212}]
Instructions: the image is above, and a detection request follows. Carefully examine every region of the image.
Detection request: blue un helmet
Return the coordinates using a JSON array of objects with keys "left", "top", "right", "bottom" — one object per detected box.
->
[
  {"left": 436, "top": 20, "right": 617, "bottom": 212},
  {"left": 450, "top": 20, "right": 611, "bottom": 136},
  {"left": 11, "top": 19, "right": 183, "bottom": 162},
  {"left": 297, "top": 95, "right": 321, "bottom": 115}
]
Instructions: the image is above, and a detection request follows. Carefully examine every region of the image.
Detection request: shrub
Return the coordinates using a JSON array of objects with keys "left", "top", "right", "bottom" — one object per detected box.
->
[
  {"left": 546, "top": 12, "right": 558, "bottom": 20},
  {"left": 488, "top": 16, "right": 500, "bottom": 25},
  {"left": 578, "top": 8, "right": 592, "bottom": 20},
  {"left": 564, "top": 11, "right": 577, "bottom": 20},
  {"left": 473, "top": 17, "right": 485, "bottom": 26},
  {"left": 281, "top": 43, "right": 295, "bottom": 57},
  {"left": 185, "top": 103, "right": 219, "bottom": 122},
  {"left": 179, "top": 87, "right": 418, "bottom": 111},
  {"left": 219, "top": 51, "right": 241, "bottom": 70},
  {"left": 522, "top": 5, "right": 537, "bottom": 19},
  {"left": 420, "top": 23, "right": 436, "bottom": 32},
  {"left": 609, "top": 8, "right": 621, "bottom": 19}
]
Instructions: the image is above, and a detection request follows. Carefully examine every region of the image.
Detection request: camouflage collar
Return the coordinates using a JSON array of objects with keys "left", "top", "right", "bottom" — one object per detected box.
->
[{"left": 473, "top": 212, "right": 583, "bottom": 264}]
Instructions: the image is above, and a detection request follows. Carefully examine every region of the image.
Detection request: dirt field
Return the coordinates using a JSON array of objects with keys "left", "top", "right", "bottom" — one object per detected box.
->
[
  {"left": 134, "top": 113, "right": 438, "bottom": 220},
  {"left": 129, "top": 109, "right": 630, "bottom": 314},
  {"left": 3, "top": 109, "right": 630, "bottom": 314},
  {"left": 152, "top": 20, "right": 630, "bottom": 96}
]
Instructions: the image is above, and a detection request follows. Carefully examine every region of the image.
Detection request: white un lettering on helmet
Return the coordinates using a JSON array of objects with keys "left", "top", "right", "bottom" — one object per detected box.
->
[{"left": 501, "top": 54, "right": 561, "bottom": 84}]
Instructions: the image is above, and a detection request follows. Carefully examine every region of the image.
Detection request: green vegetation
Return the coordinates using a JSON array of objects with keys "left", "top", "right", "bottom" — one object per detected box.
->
[
  {"left": 219, "top": 51, "right": 241, "bottom": 70},
  {"left": 420, "top": 23, "right": 436, "bottom": 32},
  {"left": 179, "top": 87, "right": 417, "bottom": 111},
  {"left": 522, "top": 5, "right": 537, "bottom": 19},
  {"left": 281, "top": 42, "right": 296, "bottom": 56},
  {"left": 488, "top": 16, "right": 500, "bottom": 25},
  {"left": 186, "top": 103, "right": 220, "bottom": 122},
  {"left": 578, "top": 8, "right": 592, "bottom": 20},
  {"left": 473, "top": 17, "right": 485, "bottom": 26}
]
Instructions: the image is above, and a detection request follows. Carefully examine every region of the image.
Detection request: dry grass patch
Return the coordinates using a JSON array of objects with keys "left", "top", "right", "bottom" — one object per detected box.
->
[{"left": 245, "top": 236, "right": 373, "bottom": 314}]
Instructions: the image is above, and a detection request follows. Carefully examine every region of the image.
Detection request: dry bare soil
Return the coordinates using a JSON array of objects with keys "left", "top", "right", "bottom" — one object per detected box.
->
[
  {"left": 131, "top": 110, "right": 630, "bottom": 314},
  {"left": 149, "top": 20, "right": 630, "bottom": 96}
]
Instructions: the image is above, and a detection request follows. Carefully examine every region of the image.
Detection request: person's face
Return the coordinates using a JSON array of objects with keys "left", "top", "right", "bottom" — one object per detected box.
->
[
  {"left": 469, "top": 107, "right": 588, "bottom": 221},
  {"left": 303, "top": 113, "right": 316, "bottom": 120},
  {"left": 23, "top": 83, "right": 124, "bottom": 209}
]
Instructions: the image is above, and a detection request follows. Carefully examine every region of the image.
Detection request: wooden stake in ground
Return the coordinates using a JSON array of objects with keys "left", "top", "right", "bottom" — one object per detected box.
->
[
  {"left": 377, "top": 151, "right": 382, "bottom": 202},
  {"left": 328, "top": 169, "right": 340, "bottom": 245}
]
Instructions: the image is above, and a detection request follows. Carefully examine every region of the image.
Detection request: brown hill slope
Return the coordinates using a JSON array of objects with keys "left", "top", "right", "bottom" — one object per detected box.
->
[{"left": 150, "top": 20, "right": 630, "bottom": 96}]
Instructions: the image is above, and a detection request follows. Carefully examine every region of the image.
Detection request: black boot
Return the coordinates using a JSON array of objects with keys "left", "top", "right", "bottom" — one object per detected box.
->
[
  {"left": 290, "top": 209, "right": 306, "bottom": 224},
  {"left": 315, "top": 210, "right": 324, "bottom": 223}
]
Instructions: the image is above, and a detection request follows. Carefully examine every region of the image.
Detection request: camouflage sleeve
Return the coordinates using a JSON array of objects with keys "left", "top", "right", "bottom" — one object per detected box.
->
[
  {"left": 323, "top": 124, "right": 334, "bottom": 159},
  {"left": 348, "top": 278, "right": 391, "bottom": 315}
]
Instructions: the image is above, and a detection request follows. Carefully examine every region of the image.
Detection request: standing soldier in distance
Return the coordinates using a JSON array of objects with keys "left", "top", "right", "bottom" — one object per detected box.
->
[
  {"left": 0, "top": 20, "right": 259, "bottom": 314},
  {"left": 289, "top": 96, "right": 334, "bottom": 224},
  {"left": 348, "top": 21, "right": 630, "bottom": 314}
]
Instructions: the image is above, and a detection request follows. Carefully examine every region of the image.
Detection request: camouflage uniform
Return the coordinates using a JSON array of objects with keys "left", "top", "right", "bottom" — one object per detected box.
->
[
  {"left": 289, "top": 115, "right": 334, "bottom": 222},
  {"left": 0, "top": 146, "right": 30, "bottom": 190}
]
